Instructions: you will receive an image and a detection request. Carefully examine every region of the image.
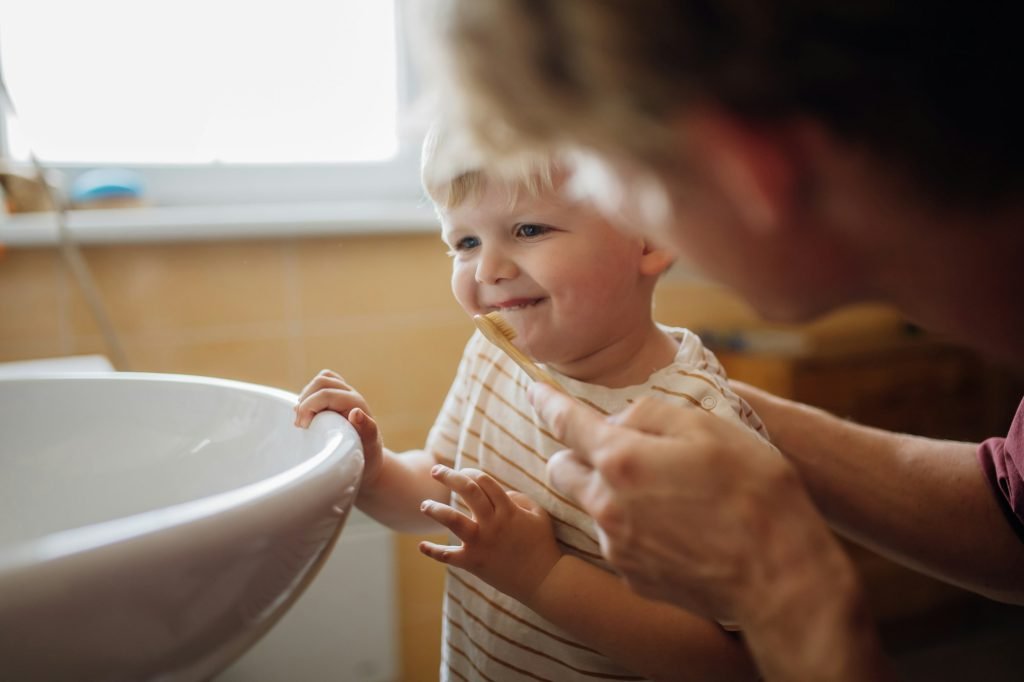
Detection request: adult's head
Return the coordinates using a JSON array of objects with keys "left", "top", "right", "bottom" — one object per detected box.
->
[{"left": 422, "top": 1, "right": 1023, "bottom": 359}]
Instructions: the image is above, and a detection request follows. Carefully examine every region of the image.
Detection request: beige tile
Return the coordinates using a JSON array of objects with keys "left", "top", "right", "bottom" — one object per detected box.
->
[
  {"left": 71, "top": 330, "right": 294, "bottom": 389},
  {"left": 373, "top": 416, "right": 439, "bottom": 452},
  {"left": 0, "top": 337, "right": 67, "bottom": 363},
  {"left": 293, "top": 234, "right": 455, "bottom": 322},
  {"left": 161, "top": 336, "right": 293, "bottom": 389},
  {"left": 0, "top": 247, "right": 62, "bottom": 343},
  {"left": 68, "top": 242, "right": 290, "bottom": 336},
  {"left": 67, "top": 334, "right": 113, "bottom": 359},
  {"left": 70, "top": 333, "right": 172, "bottom": 373},
  {"left": 299, "top": 316, "right": 473, "bottom": 416}
]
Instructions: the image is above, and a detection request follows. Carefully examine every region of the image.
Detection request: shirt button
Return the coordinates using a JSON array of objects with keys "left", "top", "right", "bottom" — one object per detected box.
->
[{"left": 701, "top": 395, "right": 718, "bottom": 410}]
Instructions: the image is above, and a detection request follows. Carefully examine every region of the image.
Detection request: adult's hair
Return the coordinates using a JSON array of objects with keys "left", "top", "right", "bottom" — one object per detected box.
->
[{"left": 430, "top": 1, "right": 1023, "bottom": 206}]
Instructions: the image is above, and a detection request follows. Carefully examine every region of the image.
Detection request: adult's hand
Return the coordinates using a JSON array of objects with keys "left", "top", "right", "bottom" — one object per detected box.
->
[
  {"left": 532, "top": 381, "right": 817, "bottom": 618},
  {"left": 530, "top": 382, "right": 891, "bottom": 680}
]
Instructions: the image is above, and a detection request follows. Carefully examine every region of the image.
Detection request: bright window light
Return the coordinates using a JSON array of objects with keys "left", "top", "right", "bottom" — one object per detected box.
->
[{"left": 0, "top": 0, "right": 398, "bottom": 164}]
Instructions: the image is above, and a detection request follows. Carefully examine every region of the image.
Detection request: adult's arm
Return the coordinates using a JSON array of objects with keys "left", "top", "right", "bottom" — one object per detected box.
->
[
  {"left": 733, "top": 381, "right": 1024, "bottom": 603},
  {"left": 531, "top": 384, "right": 894, "bottom": 682}
]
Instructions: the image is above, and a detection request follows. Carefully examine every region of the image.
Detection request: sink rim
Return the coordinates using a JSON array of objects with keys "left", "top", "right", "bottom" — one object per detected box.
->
[{"left": 0, "top": 371, "right": 362, "bottom": 577}]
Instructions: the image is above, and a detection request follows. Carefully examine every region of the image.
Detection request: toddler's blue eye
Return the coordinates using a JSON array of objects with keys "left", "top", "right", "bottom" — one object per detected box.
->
[
  {"left": 455, "top": 236, "right": 481, "bottom": 251},
  {"left": 516, "top": 223, "right": 549, "bottom": 238}
]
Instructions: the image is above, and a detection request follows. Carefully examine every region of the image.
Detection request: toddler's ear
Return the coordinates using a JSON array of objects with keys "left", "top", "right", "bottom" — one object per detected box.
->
[{"left": 639, "top": 241, "right": 675, "bottom": 277}]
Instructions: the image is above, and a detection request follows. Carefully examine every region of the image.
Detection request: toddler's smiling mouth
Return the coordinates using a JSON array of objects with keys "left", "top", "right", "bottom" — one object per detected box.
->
[{"left": 490, "top": 297, "right": 547, "bottom": 312}]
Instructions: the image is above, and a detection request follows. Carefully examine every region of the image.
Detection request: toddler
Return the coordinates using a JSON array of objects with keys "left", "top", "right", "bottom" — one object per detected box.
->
[{"left": 295, "top": 135, "right": 770, "bottom": 681}]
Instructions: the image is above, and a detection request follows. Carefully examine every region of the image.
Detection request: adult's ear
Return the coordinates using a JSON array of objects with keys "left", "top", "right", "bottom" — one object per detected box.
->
[{"left": 681, "top": 109, "right": 804, "bottom": 235}]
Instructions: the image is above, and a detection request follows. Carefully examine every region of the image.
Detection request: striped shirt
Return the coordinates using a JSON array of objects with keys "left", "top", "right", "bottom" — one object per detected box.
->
[{"left": 426, "top": 326, "right": 770, "bottom": 681}]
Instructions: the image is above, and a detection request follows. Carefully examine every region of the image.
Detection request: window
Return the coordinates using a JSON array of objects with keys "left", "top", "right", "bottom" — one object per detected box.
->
[{"left": 0, "top": 0, "right": 424, "bottom": 208}]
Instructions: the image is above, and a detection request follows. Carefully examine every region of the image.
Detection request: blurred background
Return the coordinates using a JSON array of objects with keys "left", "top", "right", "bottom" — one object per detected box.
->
[{"left": 2, "top": 2, "right": 1023, "bottom": 680}]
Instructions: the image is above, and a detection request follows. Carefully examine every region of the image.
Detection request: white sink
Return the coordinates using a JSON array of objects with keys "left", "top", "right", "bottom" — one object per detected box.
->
[{"left": 0, "top": 373, "right": 363, "bottom": 681}]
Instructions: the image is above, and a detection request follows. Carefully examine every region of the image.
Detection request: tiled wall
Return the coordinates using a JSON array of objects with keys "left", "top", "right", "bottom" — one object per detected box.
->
[{"left": 0, "top": 232, "right": 904, "bottom": 679}]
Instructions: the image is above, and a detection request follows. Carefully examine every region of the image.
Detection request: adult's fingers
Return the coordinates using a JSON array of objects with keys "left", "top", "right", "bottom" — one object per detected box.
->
[
  {"left": 546, "top": 449, "right": 598, "bottom": 505},
  {"left": 528, "top": 383, "right": 615, "bottom": 459},
  {"left": 609, "top": 395, "right": 703, "bottom": 438},
  {"left": 548, "top": 449, "right": 630, "bottom": 539}
]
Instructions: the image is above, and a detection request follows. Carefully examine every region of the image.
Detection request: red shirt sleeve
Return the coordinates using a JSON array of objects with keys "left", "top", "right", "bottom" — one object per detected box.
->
[{"left": 977, "top": 399, "right": 1024, "bottom": 538}]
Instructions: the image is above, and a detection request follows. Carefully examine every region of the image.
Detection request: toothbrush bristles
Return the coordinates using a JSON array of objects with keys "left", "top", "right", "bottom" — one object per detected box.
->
[{"left": 484, "top": 311, "right": 517, "bottom": 340}]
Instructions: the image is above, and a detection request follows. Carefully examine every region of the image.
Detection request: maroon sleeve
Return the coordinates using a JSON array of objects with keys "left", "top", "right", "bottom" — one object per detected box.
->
[{"left": 976, "top": 399, "right": 1024, "bottom": 538}]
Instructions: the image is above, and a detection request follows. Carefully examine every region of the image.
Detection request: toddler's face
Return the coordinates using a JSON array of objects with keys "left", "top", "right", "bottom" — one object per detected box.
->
[{"left": 440, "top": 179, "right": 654, "bottom": 367}]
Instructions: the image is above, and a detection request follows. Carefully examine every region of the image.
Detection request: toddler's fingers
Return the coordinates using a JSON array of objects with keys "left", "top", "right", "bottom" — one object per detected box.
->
[
  {"left": 463, "top": 469, "right": 515, "bottom": 514},
  {"left": 317, "top": 368, "right": 342, "bottom": 379},
  {"left": 293, "top": 394, "right": 320, "bottom": 427},
  {"left": 297, "top": 371, "right": 337, "bottom": 400},
  {"left": 351, "top": 409, "right": 384, "bottom": 468},
  {"left": 507, "top": 490, "right": 544, "bottom": 515},
  {"left": 293, "top": 393, "right": 327, "bottom": 428},
  {"left": 418, "top": 540, "right": 463, "bottom": 566},
  {"left": 295, "top": 388, "right": 361, "bottom": 428},
  {"left": 296, "top": 373, "right": 352, "bottom": 403},
  {"left": 347, "top": 407, "right": 380, "bottom": 445},
  {"left": 420, "top": 500, "right": 478, "bottom": 542},
  {"left": 431, "top": 465, "right": 495, "bottom": 520}
]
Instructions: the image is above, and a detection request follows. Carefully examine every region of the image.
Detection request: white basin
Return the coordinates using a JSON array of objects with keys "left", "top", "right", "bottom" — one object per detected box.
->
[{"left": 0, "top": 373, "right": 363, "bottom": 681}]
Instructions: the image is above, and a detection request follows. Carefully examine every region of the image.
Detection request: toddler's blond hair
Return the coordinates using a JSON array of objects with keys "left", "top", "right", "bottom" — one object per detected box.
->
[{"left": 421, "top": 123, "right": 559, "bottom": 211}]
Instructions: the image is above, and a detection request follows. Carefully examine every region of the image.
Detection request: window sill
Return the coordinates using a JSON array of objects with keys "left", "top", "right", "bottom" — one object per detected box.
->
[{"left": 0, "top": 200, "right": 438, "bottom": 247}]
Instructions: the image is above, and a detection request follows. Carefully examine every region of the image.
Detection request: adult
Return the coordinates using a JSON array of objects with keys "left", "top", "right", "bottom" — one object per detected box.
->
[{"left": 421, "top": 2, "right": 1024, "bottom": 680}]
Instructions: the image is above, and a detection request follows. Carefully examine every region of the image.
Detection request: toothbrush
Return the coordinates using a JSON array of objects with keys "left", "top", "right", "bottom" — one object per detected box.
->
[{"left": 473, "top": 312, "right": 568, "bottom": 394}]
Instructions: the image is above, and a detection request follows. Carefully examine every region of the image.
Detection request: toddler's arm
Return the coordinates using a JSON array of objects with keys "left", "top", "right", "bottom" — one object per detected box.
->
[
  {"left": 529, "top": 553, "right": 757, "bottom": 681},
  {"left": 420, "top": 466, "right": 757, "bottom": 681},
  {"left": 295, "top": 369, "right": 449, "bottom": 532}
]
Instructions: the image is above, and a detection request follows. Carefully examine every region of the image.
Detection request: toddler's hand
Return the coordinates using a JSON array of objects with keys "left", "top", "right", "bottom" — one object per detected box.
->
[
  {"left": 295, "top": 369, "right": 384, "bottom": 486},
  {"left": 418, "top": 466, "right": 562, "bottom": 604}
]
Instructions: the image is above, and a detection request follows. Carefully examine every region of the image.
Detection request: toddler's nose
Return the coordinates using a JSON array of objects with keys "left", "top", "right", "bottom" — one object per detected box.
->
[{"left": 475, "top": 247, "right": 518, "bottom": 284}]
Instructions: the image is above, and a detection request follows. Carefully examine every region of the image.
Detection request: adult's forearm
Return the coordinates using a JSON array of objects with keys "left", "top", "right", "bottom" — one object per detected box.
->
[
  {"left": 528, "top": 534, "right": 888, "bottom": 681},
  {"left": 741, "top": 537, "right": 894, "bottom": 682},
  {"left": 718, "top": 452, "right": 896, "bottom": 682},
  {"left": 741, "top": 385, "right": 1024, "bottom": 602}
]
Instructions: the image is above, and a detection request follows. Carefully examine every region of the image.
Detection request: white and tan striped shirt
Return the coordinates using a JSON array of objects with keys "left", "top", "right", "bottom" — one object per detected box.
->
[{"left": 426, "top": 326, "right": 769, "bottom": 681}]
